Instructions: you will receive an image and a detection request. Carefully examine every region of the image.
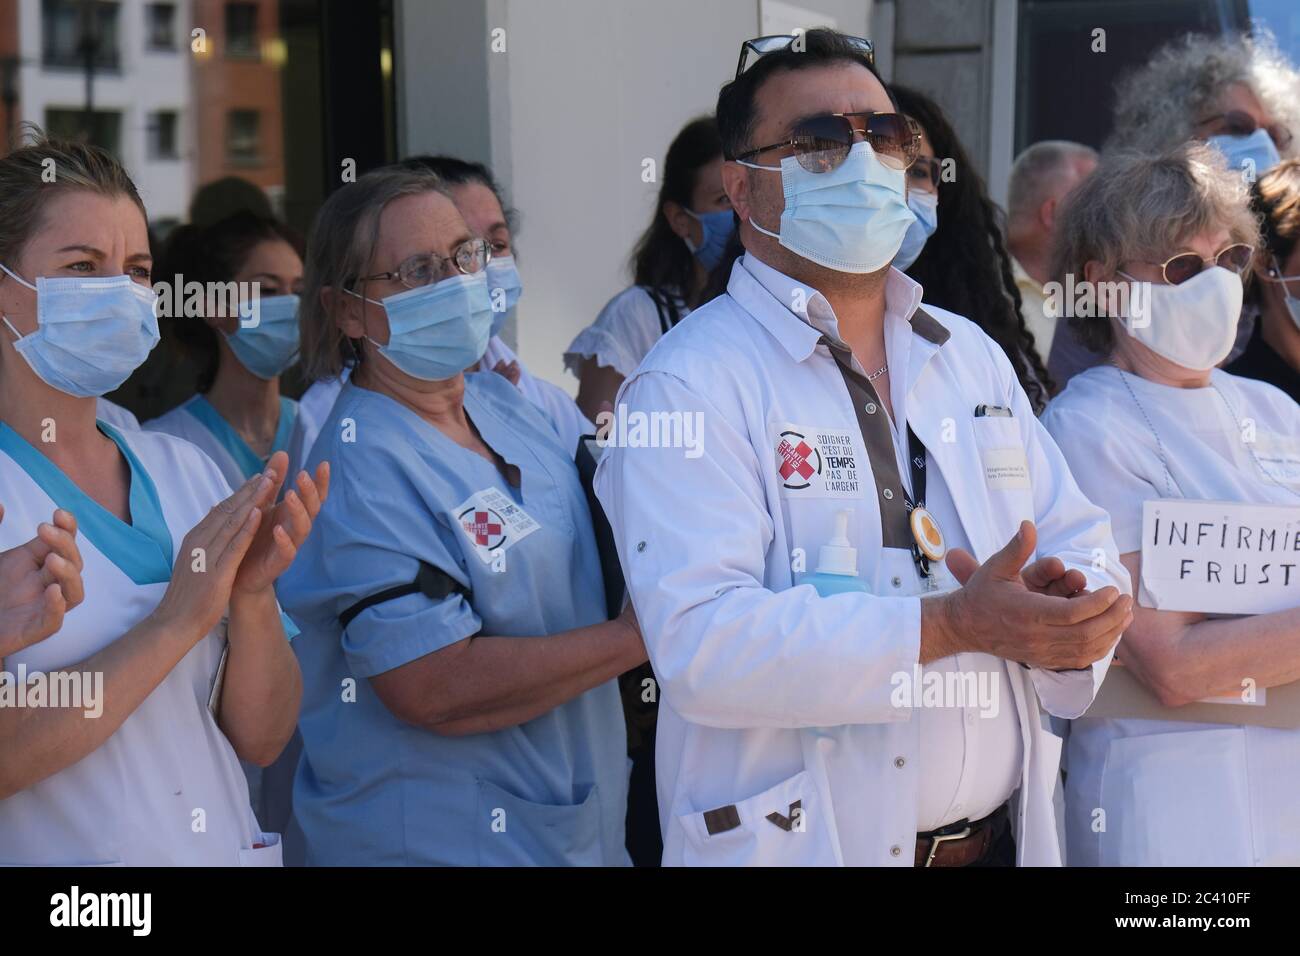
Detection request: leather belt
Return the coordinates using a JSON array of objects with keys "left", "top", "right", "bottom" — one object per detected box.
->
[{"left": 915, "top": 803, "right": 1010, "bottom": 867}]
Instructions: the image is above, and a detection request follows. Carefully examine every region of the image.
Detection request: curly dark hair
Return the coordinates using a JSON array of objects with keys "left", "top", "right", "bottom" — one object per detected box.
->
[{"left": 892, "top": 85, "right": 1054, "bottom": 411}]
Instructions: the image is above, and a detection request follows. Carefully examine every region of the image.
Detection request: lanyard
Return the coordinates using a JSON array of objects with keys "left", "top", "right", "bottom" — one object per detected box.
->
[{"left": 902, "top": 424, "right": 933, "bottom": 580}]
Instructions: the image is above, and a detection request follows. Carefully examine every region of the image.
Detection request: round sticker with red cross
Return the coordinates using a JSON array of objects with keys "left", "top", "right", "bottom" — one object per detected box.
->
[
  {"left": 458, "top": 506, "right": 507, "bottom": 552},
  {"left": 775, "top": 429, "right": 822, "bottom": 490}
]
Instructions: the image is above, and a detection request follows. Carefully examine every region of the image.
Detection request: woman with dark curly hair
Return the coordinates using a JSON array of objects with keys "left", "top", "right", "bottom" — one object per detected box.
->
[{"left": 891, "top": 84, "right": 1054, "bottom": 412}]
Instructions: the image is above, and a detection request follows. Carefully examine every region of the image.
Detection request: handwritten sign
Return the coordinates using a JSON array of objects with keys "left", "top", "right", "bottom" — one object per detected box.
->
[{"left": 1139, "top": 499, "right": 1300, "bottom": 616}]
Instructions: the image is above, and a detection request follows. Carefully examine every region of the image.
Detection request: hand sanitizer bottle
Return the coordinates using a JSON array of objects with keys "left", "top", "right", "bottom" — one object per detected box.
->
[{"left": 799, "top": 509, "right": 870, "bottom": 596}]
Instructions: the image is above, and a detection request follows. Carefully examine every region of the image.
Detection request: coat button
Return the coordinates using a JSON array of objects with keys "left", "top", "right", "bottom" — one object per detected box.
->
[
  {"left": 865, "top": 402, "right": 877, "bottom": 414},
  {"left": 894, "top": 756, "right": 905, "bottom": 768},
  {"left": 891, "top": 576, "right": 902, "bottom": 588},
  {"left": 890, "top": 845, "right": 902, "bottom": 857},
  {"left": 882, "top": 488, "right": 894, "bottom": 500},
  {"left": 636, "top": 541, "right": 647, "bottom": 553}
]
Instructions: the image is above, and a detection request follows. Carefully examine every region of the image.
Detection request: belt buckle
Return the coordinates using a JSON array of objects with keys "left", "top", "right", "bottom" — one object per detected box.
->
[{"left": 924, "top": 825, "right": 972, "bottom": 867}]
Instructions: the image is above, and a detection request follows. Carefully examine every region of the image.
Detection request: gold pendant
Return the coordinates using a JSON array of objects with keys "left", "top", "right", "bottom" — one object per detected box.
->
[{"left": 910, "top": 506, "right": 946, "bottom": 562}]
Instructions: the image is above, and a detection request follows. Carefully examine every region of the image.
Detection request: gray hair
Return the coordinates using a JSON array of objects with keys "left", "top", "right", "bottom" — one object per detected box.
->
[
  {"left": 299, "top": 167, "right": 447, "bottom": 382},
  {"left": 1007, "top": 140, "right": 1098, "bottom": 225},
  {"left": 1050, "top": 141, "right": 1260, "bottom": 355},
  {"left": 1109, "top": 28, "right": 1300, "bottom": 157}
]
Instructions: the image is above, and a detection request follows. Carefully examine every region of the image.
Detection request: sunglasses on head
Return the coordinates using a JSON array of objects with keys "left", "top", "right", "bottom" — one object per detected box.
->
[
  {"left": 1195, "top": 109, "right": 1293, "bottom": 152},
  {"left": 734, "top": 111, "right": 922, "bottom": 174},
  {"left": 735, "top": 33, "right": 874, "bottom": 79},
  {"left": 1133, "top": 243, "right": 1253, "bottom": 285}
]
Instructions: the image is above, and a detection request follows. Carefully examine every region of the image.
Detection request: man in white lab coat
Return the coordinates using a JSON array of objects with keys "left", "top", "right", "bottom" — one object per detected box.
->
[{"left": 594, "top": 29, "right": 1134, "bottom": 866}]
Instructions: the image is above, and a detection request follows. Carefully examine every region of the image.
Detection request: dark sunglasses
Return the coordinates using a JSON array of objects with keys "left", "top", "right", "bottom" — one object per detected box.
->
[
  {"left": 735, "top": 111, "right": 921, "bottom": 174},
  {"left": 1195, "top": 109, "right": 1293, "bottom": 152},
  {"left": 735, "top": 33, "right": 874, "bottom": 79},
  {"left": 1132, "top": 243, "right": 1253, "bottom": 285}
]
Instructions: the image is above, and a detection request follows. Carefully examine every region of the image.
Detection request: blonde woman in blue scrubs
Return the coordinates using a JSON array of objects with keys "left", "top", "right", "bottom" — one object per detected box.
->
[
  {"left": 146, "top": 211, "right": 318, "bottom": 489},
  {"left": 0, "top": 136, "right": 327, "bottom": 866}
]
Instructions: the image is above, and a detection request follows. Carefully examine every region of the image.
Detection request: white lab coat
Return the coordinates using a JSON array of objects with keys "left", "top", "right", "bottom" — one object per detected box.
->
[
  {"left": 594, "top": 257, "right": 1127, "bottom": 866},
  {"left": 0, "top": 426, "right": 279, "bottom": 866}
]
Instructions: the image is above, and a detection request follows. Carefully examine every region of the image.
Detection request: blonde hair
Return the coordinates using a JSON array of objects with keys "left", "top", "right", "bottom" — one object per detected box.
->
[
  {"left": 0, "top": 127, "right": 146, "bottom": 268},
  {"left": 298, "top": 166, "right": 445, "bottom": 382},
  {"left": 1050, "top": 141, "right": 1260, "bottom": 354},
  {"left": 1254, "top": 158, "right": 1300, "bottom": 266}
]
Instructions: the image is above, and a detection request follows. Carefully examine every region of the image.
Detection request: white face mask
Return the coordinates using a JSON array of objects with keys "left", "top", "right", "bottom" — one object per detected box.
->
[{"left": 1118, "top": 265, "right": 1242, "bottom": 371}]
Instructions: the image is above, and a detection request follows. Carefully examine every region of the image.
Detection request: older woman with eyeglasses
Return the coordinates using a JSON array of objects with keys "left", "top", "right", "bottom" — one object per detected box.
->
[
  {"left": 276, "top": 167, "right": 645, "bottom": 866},
  {"left": 1042, "top": 142, "right": 1300, "bottom": 866}
]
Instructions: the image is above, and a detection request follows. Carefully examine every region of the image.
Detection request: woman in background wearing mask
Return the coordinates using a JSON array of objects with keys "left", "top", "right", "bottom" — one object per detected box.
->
[
  {"left": 0, "top": 137, "right": 326, "bottom": 866},
  {"left": 1051, "top": 28, "right": 1300, "bottom": 385},
  {"left": 299, "top": 156, "right": 591, "bottom": 457},
  {"left": 1227, "top": 159, "right": 1300, "bottom": 400},
  {"left": 1042, "top": 144, "right": 1300, "bottom": 866},
  {"left": 566, "top": 115, "right": 732, "bottom": 421},
  {"left": 146, "top": 212, "right": 317, "bottom": 489},
  {"left": 277, "top": 167, "right": 644, "bottom": 866},
  {"left": 892, "top": 84, "right": 1054, "bottom": 411}
]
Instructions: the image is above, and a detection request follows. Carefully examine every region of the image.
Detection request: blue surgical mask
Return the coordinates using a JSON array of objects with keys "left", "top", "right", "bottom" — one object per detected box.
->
[
  {"left": 1208, "top": 127, "right": 1281, "bottom": 180},
  {"left": 227, "top": 293, "right": 300, "bottom": 380},
  {"left": 740, "top": 140, "right": 915, "bottom": 273},
  {"left": 484, "top": 254, "right": 523, "bottom": 338},
  {"left": 894, "top": 190, "right": 939, "bottom": 271},
  {"left": 683, "top": 208, "right": 735, "bottom": 272},
  {"left": 0, "top": 263, "right": 160, "bottom": 397},
  {"left": 349, "top": 271, "right": 493, "bottom": 381}
]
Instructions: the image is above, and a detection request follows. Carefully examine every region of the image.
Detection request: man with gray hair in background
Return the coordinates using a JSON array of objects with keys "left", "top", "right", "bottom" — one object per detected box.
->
[{"left": 1006, "top": 140, "right": 1097, "bottom": 362}]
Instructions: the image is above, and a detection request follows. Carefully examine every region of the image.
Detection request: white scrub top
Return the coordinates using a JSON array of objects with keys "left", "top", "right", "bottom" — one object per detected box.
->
[
  {"left": 0, "top": 421, "right": 280, "bottom": 866},
  {"left": 95, "top": 398, "right": 140, "bottom": 431},
  {"left": 564, "top": 285, "right": 689, "bottom": 381},
  {"left": 1043, "top": 365, "right": 1300, "bottom": 866},
  {"left": 144, "top": 394, "right": 317, "bottom": 493},
  {"left": 595, "top": 255, "right": 1127, "bottom": 866},
  {"left": 298, "top": 336, "right": 591, "bottom": 460},
  {"left": 276, "top": 372, "right": 629, "bottom": 866}
]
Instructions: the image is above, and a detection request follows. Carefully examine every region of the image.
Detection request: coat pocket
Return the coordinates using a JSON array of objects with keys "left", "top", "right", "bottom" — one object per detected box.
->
[
  {"left": 474, "top": 778, "right": 604, "bottom": 866},
  {"left": 1098, "top": 726, "right": 1252, "bottom": 866},
  {"left": 677, "top": 769, "right": 836, "bottom": 867},
  {"left": 238, "top": 833, "right": 284, "bottom": 867}
]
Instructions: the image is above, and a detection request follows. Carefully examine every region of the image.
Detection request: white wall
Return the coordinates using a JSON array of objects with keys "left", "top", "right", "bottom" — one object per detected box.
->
[
  {"left": 398, "top": 0, "right": 873, "bottom": 394},
  {"left": 19, "top": 0, "right": 193, "bottom": 222}
]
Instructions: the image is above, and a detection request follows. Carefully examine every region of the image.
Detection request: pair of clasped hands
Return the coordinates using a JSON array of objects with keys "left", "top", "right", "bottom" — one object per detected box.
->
[
  {"left": 0, "top": 452, "right": 329, "bottom": 660},
  {"left": 923, "top": 521, "right": 1135, "bottom": 670}
]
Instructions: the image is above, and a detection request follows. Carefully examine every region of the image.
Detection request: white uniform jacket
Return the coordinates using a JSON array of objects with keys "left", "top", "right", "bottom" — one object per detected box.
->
[{"left": 594, "top": 256, "right": 1127, "bottom": 866}]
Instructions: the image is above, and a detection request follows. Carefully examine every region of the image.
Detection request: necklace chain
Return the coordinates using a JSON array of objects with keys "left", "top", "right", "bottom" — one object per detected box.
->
[{"left": 866, "top": 362, "right": 888, "bottom": 381}]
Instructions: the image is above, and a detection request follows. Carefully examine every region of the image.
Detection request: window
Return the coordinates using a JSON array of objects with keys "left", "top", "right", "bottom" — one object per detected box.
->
[
  {"left": 45, "top": 108, "right": 122, "bottom": 155},
  {"left": 225, "top": 2, "right": 259, "bottom": 59},
  {"left": 226, "top": 109, "right": 261, "bottom": 164},
  {"left": 146, "top": 3, "right": 176, "bottom": 51},
  {"left": 42, "top": 0, "right": 121, "bottom": 70},
  {"left": 147, "top": 111, "right": 179, "bottom": 159}
]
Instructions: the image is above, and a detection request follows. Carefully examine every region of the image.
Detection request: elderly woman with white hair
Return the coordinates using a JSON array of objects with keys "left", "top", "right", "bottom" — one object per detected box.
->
[
  {"left": 1042, "top": 142, "right": 1300, "bottom": 866},
  {"left": 1049, "top": 28, "right": 1300, "bottom": 384}
]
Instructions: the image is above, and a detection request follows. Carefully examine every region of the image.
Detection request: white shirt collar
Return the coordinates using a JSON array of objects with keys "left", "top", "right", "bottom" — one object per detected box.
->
[{"left": 727, "top": 252, "right": 947, "bottom": 363}]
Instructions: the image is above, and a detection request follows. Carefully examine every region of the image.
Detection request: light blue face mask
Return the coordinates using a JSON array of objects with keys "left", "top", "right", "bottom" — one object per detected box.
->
[
  {"left": 894, "top": 189, "right": 939, "bottom": 271},
  {"left": 484, "top": 254, "right": 523, "bottom": 338},
  {"left": 1208, "top": 127, "right": 1281, "bottom": 181},
  {"left": 739, "top": 140, "right": 916, "bottom": 273},
  {"left": 683, "top": 208, "right": 736, "bottom": 272},
  {"left": 349, "top": 271, "right": 493, "bottom": 381},
  {"left": 227, "top": 293, "right": 301, "bottom": 380},
  {"left": 0, "top": 263, "right": 160, "bottom": 398}
]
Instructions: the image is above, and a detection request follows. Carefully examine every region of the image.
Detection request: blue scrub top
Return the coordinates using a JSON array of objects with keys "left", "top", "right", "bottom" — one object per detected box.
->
[{"left": 277, "top": 372, "right": 629, "bottom": 866}]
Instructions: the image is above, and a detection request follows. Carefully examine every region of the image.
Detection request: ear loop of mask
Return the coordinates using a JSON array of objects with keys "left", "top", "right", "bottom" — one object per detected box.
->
[
  {"left": 0, "top": 262, "right": 37, "bottom": 343},
  {"left": 734, "top": 158, "right": 784, "bottom": 239},
  {"left": 344, "top": 286, "right": 387, "bottom": 360}
]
